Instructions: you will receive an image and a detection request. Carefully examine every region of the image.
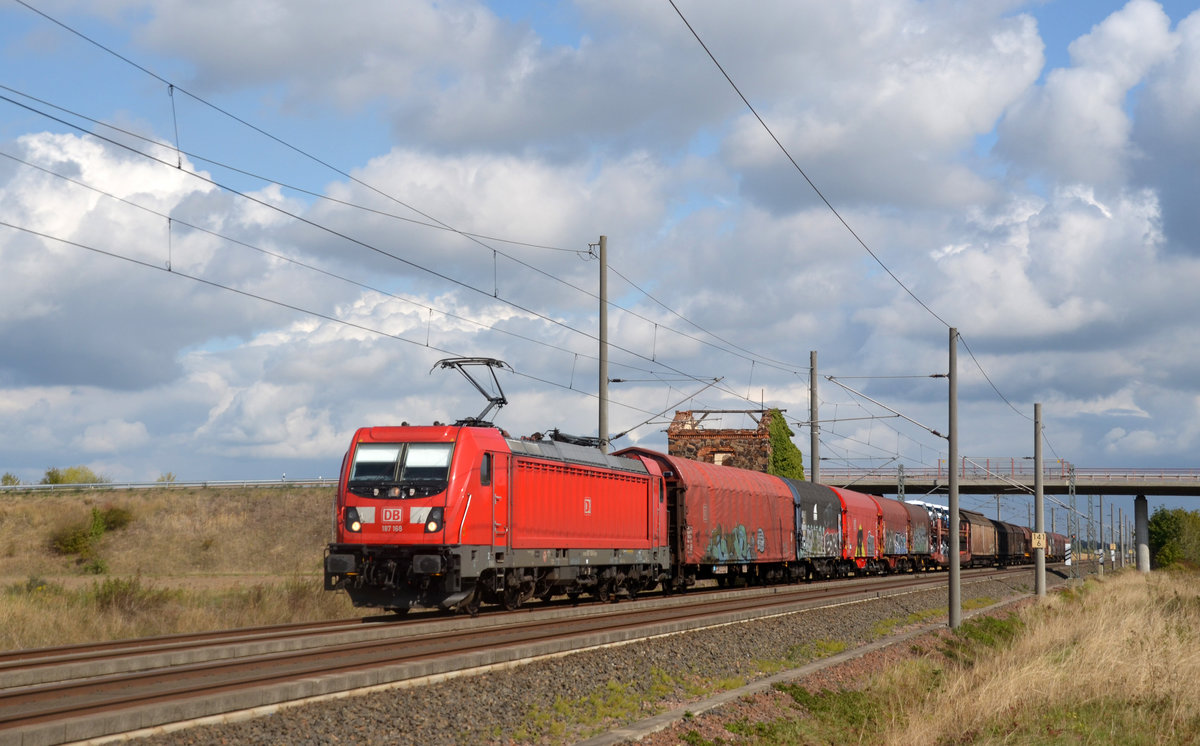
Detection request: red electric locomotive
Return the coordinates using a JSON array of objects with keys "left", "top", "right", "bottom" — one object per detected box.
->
[{"left": 323, "top": 360, "right": 670, "bottom": 614}]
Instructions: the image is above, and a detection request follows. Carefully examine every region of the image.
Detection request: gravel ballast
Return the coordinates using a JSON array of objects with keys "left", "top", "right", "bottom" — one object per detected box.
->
[{"left": 132, "top": 575, "right": 1049, "bottom": 746}]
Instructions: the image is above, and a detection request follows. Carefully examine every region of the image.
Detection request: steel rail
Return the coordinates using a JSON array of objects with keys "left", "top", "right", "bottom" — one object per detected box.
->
[{"left": 0, "top": 568, "right": 1027, "bottom": 742}]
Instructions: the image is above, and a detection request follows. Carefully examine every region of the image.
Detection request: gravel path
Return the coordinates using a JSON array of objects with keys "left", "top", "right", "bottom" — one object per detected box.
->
[{"left": 135, "top": 574, "right": 1052, "bottom": 745}]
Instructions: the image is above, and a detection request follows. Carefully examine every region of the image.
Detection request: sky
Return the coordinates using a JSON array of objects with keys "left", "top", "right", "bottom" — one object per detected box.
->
[{"left": 3, "top": 0, "right": 1200, "bottom": 527}]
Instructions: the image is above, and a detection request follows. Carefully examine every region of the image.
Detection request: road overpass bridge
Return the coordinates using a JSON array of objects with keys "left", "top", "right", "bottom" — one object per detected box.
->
[{"left": 819, "top": 460, "right": 1200, "bottom": 498}]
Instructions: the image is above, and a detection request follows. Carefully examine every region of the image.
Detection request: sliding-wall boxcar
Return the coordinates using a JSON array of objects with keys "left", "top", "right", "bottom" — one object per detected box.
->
[
  {"left": 903, "top": 501, "right": 933, "bottom": 569},
  {"left": 827, "top": 486, "right": 884, "bottom": 574},
  {"left": 1047, "top": 532, "right": 1068, "bottom": 561},
  {"left": 873, "top": 495, "right": 912, "bottom": 572},
  {"left": 992, "top": 519, "right": 1029, "bottom": 565},
  {"left": 615, "top": 448, "right": 798, "bottom": 588},
  {"left": 960, "top": 509, "right": 998, "bottom": 566},
  {"left": 787, "top": 480, "right": 843, "bottom": 579}
]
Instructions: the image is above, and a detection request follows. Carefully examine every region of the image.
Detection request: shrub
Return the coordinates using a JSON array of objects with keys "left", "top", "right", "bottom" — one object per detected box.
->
[
  {"left": 100, "top": 505, "right": 133, "bottom": 531},
  {"left": 48, "top": 506, "right": 134, "bottom": 560},
  {"left": 40, "top": 465, "right": 110, "bottom": 485},
  {"left": 92, "top": 577, "right": 173, "bottom": 614}
]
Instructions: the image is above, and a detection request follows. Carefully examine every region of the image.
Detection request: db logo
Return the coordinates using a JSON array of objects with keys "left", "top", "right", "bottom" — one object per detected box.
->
[
  {"left": 583, "top": 497, "right": 592, "bottom": 516},
  {"left": 382, "top": 507, "right": 403, "bottom": 523}
]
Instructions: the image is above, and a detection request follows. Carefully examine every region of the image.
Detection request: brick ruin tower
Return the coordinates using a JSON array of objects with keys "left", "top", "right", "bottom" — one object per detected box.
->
[{"left": 666, "top": 409, "right": 781, "bottom": 472}]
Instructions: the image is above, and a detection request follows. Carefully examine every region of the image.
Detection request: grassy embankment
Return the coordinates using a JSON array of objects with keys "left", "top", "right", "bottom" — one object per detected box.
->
[
  {"left": 672, "top": 569, "right": 1200, "bottom": 745},
  {"left": 0, "top": 486, "right": 355, "bottom": 650}
]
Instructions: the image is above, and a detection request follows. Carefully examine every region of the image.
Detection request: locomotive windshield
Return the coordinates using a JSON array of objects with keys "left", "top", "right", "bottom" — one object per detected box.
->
[{"left": 347, "top": 442, "right": 453, "bottom": 498}]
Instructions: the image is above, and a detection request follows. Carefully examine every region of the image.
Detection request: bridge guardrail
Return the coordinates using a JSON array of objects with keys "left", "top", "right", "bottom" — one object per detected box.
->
[{"left": 820, "top": 465, "right": 1200, "bottom": 483}]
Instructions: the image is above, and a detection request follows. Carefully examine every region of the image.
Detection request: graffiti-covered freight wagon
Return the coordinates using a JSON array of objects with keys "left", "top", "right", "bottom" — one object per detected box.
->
[{"left": 615, "top": 448, "right": 798, "bottom": 588}]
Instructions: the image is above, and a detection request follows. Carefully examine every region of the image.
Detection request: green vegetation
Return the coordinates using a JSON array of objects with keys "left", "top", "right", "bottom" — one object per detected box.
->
[
  {"left": 1, "top": 472, "right": 19, "bottom": 486},
  {"left": 766, "top": 408, "right": 805, "bottom": 480},
  {"left": 46, "top": 505, "right": 135, "bottom": 574},
  {"left": 870, "top": 607, "right": 943, "bottom": 638},
  {"left": 1148, "top": 506, "right": 1200, "bottom": 569},
  {"left": 40, "top": 465, "right": 110, "bottom": 485}
]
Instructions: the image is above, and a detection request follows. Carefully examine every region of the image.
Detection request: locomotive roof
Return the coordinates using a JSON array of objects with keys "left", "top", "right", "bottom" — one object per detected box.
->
[{"left": 505, "top": 437, "right": 650, "bottom": 475}]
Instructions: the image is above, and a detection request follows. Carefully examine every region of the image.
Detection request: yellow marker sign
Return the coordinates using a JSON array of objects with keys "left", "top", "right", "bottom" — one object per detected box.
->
[{"left": 1031, "top": 532, "right": 1046, "bottom": 549}]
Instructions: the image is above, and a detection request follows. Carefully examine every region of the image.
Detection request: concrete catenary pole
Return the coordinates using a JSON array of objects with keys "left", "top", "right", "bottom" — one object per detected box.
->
[
  {"left": 1098, "top": 494, "right": 1105, "bottom": 577},
  {"left": 810, "top": 350, "right": 819, "bottom": 484},
  {"left": 598, "top": 236, "right": 609, "bottom": 453},
  {"left": 1136, "top": 494, "right": 1150, "bottom": 572},
  {"left": 1109, "top": 502, "right": 1114, "bottom": 569},
  {"left": 1034, "top": 402, "right": 1045, "bottom": 597},
  {"left": 949, "top": 327, "right": 961, "bottom": 628},
  {"left": 1117, "top": 510, "right": 1122, "bottom": 568}
]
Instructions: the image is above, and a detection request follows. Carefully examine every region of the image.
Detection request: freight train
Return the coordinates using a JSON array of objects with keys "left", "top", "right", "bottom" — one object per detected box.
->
[{"left": 323, "top": 419, "right": 1065, "bottom": 615}]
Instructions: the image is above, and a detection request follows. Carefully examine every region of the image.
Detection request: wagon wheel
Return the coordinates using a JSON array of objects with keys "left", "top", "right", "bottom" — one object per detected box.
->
[{"left": 567, "top": 591, "right": 581, "bottom": 606}]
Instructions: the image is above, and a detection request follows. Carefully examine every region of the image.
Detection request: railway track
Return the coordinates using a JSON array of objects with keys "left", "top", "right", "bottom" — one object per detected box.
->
[{"left": 0, "top": 567, "right": 1037, "bottom": 745}]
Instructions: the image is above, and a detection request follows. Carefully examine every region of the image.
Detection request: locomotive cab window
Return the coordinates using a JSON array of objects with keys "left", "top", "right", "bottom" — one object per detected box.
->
[
  {"left": 347, "top": 442, "right": 453, "bottom": 498},
  {"left": 480, "top": 452, "right": 492, "bottom": 486},
  {"left": 349, "top": 444, "right": 400, "bottom": 480}
]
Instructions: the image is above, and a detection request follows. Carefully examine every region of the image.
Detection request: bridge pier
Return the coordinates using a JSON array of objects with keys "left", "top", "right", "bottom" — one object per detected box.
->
[{"left": 1135, "top": 494, "right": 1150, "bottom": 573}]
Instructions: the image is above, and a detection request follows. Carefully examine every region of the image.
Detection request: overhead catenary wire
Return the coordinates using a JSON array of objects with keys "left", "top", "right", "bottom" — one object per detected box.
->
[
  {"left": 0, "top": 147, "right": 671, "bottom": 381},
  {"left": 0, "top": 79, "right": 812, "bottom": 383},
  {"left": 668, "top": 0, "right": 1060, "bottom": 458},
  {"left": 10, "top": 1, "right": 1055, "bottom": 462},
  {"left": 667, "top": 0, "right": 950, "bottom": 329},
  {"left": 5, "top": 1, "right": 815, "bottom": 380},
  {"left": 0, "top": 217, "right": 681, "bottom": 430},
  {"left": 1, "top": 92, "right": 753, "bottom": 400}
]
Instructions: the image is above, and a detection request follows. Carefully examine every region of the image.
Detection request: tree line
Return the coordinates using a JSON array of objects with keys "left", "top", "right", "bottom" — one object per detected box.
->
[{"left": 1149, "top": 506, "right": 1200, "bottom": 569}]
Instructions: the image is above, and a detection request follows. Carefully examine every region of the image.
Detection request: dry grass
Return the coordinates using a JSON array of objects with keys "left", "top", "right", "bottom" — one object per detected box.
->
[
  {"left": 886, "top": 570, "right": 1200, "bottom": 744},
  {"left": 0, "top": 487, "right": 356, "bottom": 650},
  {"left": 686, "top": 572, "right": 1200, "bottom": 746}
]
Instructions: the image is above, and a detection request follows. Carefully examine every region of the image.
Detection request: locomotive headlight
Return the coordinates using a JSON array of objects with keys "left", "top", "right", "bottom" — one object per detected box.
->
[
  {"left": 345, "top": 506, "right": 363, "bottom": 533},
  {"left": 424, "top": 507, "right": 444, "bottom": 533}
]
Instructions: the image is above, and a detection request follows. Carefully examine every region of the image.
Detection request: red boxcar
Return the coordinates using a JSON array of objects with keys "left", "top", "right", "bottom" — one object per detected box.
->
[
  {"left": 616, "top": 448, "right": 797, "bottom": 587},
  {"left": 1047, "top": 532, "right": 1067, "bottom": 561},
  {"left": 828, "top": 487, "right": 882, "bottom": 573},
  {"left": 325, "top": 425, "right": 669, "bottom": 612},
  {"left": 872, "top": 495, "right": 911, "bottom": 571}
]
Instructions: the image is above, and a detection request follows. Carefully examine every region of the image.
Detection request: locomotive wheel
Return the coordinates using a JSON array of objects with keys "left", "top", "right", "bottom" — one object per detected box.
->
[
  {"left": 386, "top": 607, "right": 410, "bottom": 616},
  {"left": 595, "top": 580, "right": 611, "bottom": 603},
  {"left": 462, "top": 588, "right": 482, "bottom": 617},
  {"left": 502, "top": 586, "right": 523, "bottom": 610}
]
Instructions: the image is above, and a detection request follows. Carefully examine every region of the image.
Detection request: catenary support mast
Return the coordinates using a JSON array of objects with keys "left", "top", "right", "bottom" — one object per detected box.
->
[{"left": 948, "top": 327, "right": 961, "bottom": 629}]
